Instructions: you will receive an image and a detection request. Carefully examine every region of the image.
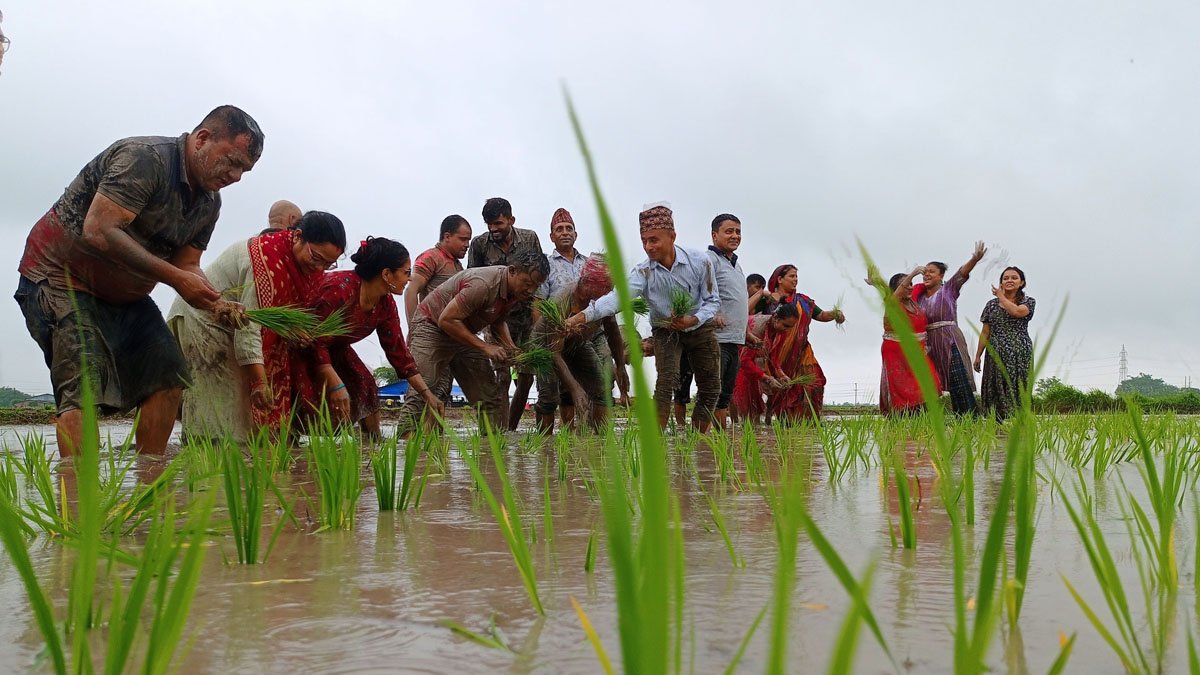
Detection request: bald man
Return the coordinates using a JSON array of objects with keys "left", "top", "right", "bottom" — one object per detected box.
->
[{"left": 262, "top": 200, "right": 301, "bottom": 234}]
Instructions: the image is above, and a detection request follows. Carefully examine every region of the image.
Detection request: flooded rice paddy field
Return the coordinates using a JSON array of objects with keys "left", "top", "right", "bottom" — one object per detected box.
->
[{"left": 0, "top": 415, "right": 1197, "bottom": 674}]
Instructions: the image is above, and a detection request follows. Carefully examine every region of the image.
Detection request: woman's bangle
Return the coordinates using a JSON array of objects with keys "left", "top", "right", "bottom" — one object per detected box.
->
[{"left": 329, "top": 383, "right": 346, "bottom": 392}]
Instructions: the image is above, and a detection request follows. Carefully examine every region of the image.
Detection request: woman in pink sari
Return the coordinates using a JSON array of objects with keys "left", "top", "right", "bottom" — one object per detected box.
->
[{"left": 760, "top": 264, "right": 845, "bottom": 421}]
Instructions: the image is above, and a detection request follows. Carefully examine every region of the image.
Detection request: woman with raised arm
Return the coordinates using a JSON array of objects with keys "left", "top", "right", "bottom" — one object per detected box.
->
[
  {"left": 874, "top": 267, "right": 941, "bottom": 416},
  {"left": 760, "top": 264, "right": 844, "bottom": 421},
  {"left": 913, "top": 241, "right": 986, "bottom": 415},
  {"left": 974, "top": 266, "right": 1035, "bottom": 421},
  {"left": 307, "top": 237, "right": 443, "bottom": 438}
]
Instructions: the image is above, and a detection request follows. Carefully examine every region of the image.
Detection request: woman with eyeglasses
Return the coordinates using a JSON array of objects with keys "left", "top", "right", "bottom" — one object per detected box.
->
[
  {"left": 303, "top": 237, "right": 443, "bottom": 438},
  {"left": 168, "top": 211, "right": 346, "bottom": 443}
]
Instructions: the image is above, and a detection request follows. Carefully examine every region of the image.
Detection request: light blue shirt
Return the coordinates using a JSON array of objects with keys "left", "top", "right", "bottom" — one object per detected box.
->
[
  {"left": 535, "top": 248, "right": 587, "bottom": 299},
  {"left": 584, "top": 245, "right": 721, "bottom": 332},
  {"left": 707, "top": 246, "right": 748, "bottom": 344}
]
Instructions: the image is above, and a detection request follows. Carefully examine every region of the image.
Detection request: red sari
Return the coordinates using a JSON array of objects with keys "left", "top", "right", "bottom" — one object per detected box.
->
[
  {"left": 765, "top": 294, "right": 827, "bottom": 420},
  {"left": 309, "top": 271, "right": 419, "bottom": 423},
  {"left": 248, "top": 231, "right": 324, "bottom": 431},
  {"left": 879, "top": 303, "right": 941, "bottom": 415}
]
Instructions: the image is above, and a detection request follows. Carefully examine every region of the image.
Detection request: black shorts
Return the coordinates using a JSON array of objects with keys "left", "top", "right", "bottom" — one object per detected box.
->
[{"left": 15, "top": 276, "right": 190, "bottom": 414}]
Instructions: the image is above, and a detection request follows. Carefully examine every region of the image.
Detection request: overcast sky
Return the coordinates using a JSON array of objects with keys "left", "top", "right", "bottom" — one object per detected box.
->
[{"left": 1, "top": 1, "right": 1197, "bottom": 402}]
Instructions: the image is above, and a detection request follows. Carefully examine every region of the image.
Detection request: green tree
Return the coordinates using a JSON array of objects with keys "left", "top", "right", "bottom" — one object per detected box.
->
[
  {"left": 1034, "top": 376, "right": 1062, "bottom": 397},
  {"left": 0, "top": 387, "right": 32, "bottom": 407},
  {"left": 373, "top": 366, "right": 399, "bottom": 385},
  {"left": 1116, "top": 373, "right": 1180, "bottom": 399}
]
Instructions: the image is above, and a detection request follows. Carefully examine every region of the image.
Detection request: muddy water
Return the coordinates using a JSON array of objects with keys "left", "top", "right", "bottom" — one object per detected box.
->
[{"left": 0, "top": 423, "right": 1194, "bottom": 674}]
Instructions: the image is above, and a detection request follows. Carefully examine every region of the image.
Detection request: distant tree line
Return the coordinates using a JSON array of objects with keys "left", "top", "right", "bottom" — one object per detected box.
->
[{"left": 1033, "top": 374, "right": 1200, "bottom": 414}]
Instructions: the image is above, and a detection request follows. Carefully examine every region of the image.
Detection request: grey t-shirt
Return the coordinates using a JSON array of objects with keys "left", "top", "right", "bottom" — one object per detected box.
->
[{"left": 19, "top": 134, "right": 220, "bottom": 302}]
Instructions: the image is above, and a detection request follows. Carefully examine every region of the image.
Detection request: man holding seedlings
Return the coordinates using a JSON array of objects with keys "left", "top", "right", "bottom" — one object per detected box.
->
[
  {"left": 534, "top": 207, "right": 630, "bottom": 413},
  {"left": 14, "top": 105, "right": 264, "bottom": 456},
  {"left": 467, "top": 197, "right": 545, "bottom": 430},
  {"left": 564, "top": 204, "right": 722, "bottom": 432},
  {"left": 532, "top": 255, "right": 628, "bottom": 433},
  {"left": 399, "top": 250, "right": 550, "bottom": 433}
]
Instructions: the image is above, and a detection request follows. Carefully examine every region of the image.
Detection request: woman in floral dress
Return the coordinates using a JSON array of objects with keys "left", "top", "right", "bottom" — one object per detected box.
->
[{"left": 974, "top": 266, "right": 1035, "bottom": 421}]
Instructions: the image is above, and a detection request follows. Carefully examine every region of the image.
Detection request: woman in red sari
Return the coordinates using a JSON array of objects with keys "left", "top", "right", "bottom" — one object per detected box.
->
[
  {"left": 878, "top": 268, "right": 941, "bottom": 415},
  {"left": 250, "top": 212, "right": 348, "bottom": 433},
  {"left": 308, "top": 237, "right": 443, "bottom": 438},
  {"left": 760, "top": 264, "right": 845, "bottom": 422},
  {"left": 732, "top": 303, "right": 804, "bottom": 424}
]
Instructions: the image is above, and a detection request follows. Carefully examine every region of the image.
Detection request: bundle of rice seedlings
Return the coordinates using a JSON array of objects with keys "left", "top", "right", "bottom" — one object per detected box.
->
[
  {"left": 245, "top": 306, "right": 349, "bottom": 341},
  {"left": 244, "top": 306, "right": 318, "bottom": 340},
  {"left": 780, "top": 373, "right": 817, "bottom": 388},
  {"left": 310, "top": 307, "right": 350, "bottom": 338},
  {"left": 668, "top": 285, "right": 695, "bottom": 317},
  {"left": 651, "top": 286, "right": 696, "bottom": 326},
  {"left": 534, "top": 298, "right": 570, "bottom": 330},
  {"left": 631, "top": 297, "right": 650, "bottom": 316},
  {"left": 513, "top": 343, "right": 556, "bottom": 376}
]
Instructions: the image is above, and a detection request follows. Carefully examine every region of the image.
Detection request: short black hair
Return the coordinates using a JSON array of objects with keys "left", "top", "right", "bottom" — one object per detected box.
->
[
  {"left": 292, "top": 211, "right": 347, "bottom": 253},
  {"left": 774, "top": 302, "right": 800, "bottom": 320},
  {"left": 195, "top": 105, "right": 265, "bottom": 159},
  {"left": 439, "top": 214, "right": 470, "bottom": 240},
  {"left": 888, "top": 273, "right": 907, "bottom": 291},
  {"left": 510, "top": 250, "right": 550, "bottom": 280},
  {"left": 482, "top": 197, "right": 513, "bottom": 224},
  {"left": 351, "top": 237, "right": 410, "bottom": 280},
  {"left": 927, "top": 261, "right": 948, "bottom": 275},
  {"left": 747, "top": 274, "right": 766, "bottom": 287},
  {"left": 711, "top": 213, "right": 740, "bottom": 232}
]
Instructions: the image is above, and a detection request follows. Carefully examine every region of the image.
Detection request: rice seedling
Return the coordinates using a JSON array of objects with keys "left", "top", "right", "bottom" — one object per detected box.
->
[
  {"left": 584, "top": 528, "right": 598, "bottom": 573},
  {"left": 534, "top": 297, "right": 570, "bottom": 330},
  {"left": 542, "top": 464, "right": 554, "bottom": 545},
  {"left": 245, "top": 305, "right": 349, "bottom": 341},
  {"left": 370, "top": 434, "right": 399, "bottom": 511},
  {"left": 571, "top": 597, "right": 615, "bottom": 674},
  {"left": 631, "top": 296, "right": 650, "bottom": 316},
  {"left": 223, "top": 437, "right": 292, "bottom": 565},
  {"left": 891, "top": 449, "right": 917, "bottom": 549},
  {"left": 450, "top": 418, "right": 544, "bottom": 614},
  {"left": 438, "top": 616, "right": 512, "bottom": 651},
  {"left": 306, "top": 413, "right": 365, "bottom": 531},
  {"left": 723, "top": 604, "right": 768, "bottom": 675},
  {"left": 513, "top": 343, "right": 555, "bottom": 376},
  {"left": 826, "top": 562, "right": 878, "bottom": 675},
  {"left": 651, "top": 286, "right": 697, "bottom": 326},
  {"left": 567, "top": 88, "right": 674, "bottom": 674}
]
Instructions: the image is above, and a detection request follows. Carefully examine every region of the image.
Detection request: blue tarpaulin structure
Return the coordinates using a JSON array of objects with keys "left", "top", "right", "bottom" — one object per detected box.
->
[{"left": 378, "top": 380, "right": 466, "bottom": 407}]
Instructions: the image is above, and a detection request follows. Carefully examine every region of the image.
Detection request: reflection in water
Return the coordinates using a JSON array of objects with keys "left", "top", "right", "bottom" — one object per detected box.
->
[{"left": 0, "top": 422, "right": 1193, "bottom": 673}]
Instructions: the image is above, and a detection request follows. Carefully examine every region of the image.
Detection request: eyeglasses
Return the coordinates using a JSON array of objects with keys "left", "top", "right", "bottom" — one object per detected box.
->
[
  {"left": 0, "top": 36, "right": 10, "bottom": 54},
  {"left": 306, "top": 242, "right": 341, "bottom": 270}
]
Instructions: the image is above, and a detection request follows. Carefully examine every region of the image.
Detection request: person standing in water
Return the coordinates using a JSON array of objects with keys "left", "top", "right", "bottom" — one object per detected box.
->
[
  {"left": 975, "top": 266, "right": 1035, "bottom": 421},
  {"left": 913, "top": 241, "right": 987, "bottom": 415}
]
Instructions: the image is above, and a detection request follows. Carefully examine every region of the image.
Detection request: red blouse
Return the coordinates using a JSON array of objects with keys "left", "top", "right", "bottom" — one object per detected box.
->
[{"left": 311, "top": 271, "right": 419, "bottom": 379}]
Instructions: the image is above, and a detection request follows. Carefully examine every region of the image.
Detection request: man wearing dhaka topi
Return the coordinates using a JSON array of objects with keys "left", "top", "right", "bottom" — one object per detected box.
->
[
  {"left": 564, "top": 204, "right": 722, "bottom": 432},
  {"left": 14, "top": 105, "right": 264, "bottom": 457}
]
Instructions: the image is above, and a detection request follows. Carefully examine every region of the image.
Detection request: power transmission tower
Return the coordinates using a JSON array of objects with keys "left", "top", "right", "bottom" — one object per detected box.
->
[
  {"left": 853, "top": 383, "right": 858, "bottom": 406},
  {"left": 1118, "top": 344, "right": 1128, "bottom": 387}
]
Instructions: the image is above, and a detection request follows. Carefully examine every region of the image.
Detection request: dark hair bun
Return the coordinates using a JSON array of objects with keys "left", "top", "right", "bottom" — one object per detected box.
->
[{"left": 352, "top": 237, "right": 410, "bottom": 280}]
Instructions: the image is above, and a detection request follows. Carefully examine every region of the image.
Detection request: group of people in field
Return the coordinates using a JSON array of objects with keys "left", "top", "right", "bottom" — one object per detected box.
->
[{"left": 12, "top": 105, "right": 1037, "bottom": 456}]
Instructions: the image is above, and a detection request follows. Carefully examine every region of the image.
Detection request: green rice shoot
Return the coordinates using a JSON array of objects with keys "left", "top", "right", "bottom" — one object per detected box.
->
[
  {"left": 245, "top": 305, "right": 349, "bottom": 341},
  {"left": 514, "top": 343, "right": 555, "bottom": 376},
  {"left": 534, "top": 297, "right": 571, "bottom": 330},
  {"left": 631, "top": 297, "right": 650, "bottom": 316}
]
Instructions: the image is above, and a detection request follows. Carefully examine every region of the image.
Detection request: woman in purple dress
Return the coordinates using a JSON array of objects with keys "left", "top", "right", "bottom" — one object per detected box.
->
[{"left": 912, "top": 241, "right": 986, "bottom": 415}]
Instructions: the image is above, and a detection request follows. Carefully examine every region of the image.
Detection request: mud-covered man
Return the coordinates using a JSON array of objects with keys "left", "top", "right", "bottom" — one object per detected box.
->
[{"left": 15, "top": 105, "right": 264, "bottom": 456}]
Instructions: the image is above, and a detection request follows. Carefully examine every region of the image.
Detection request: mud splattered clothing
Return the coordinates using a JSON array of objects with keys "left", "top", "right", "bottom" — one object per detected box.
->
[
  {"left": 309, "top": 271, "right": 418, "bottom": 424},
  {"left": 398, "top": 267, "right": 518, "bottom": 430},
  {"left": 467, "top": 227, "right": 543, "bottom": 375},
  {"left": 15, "top": 133, "right": 219, "bottom": 414},
  {"left": 411, "top": 244, "right": 464, "bottom": 403},
  {"left": 19, "top": 134, "right": 219, "bottom": 302}
]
